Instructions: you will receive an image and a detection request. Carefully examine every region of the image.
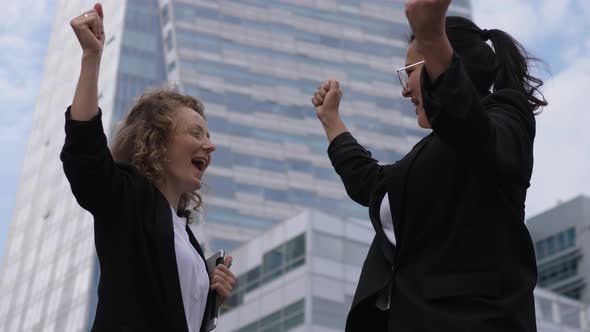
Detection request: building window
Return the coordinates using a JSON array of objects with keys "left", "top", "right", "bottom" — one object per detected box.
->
[
  {"left": 546, "top": 237, "right": 555, "bottom": 256},
  {"left": 538, "top": 258, "right": 580, "bottom": 287},
  {"left": 261, "top": 234, "right": 306, "bottom": 283},
  {"left": 220, "top": 234, "right": 306, "bottom": 314},
  {"left": 536, "top": 240, "right": 546, "bottom": 259},
  {"left": 235, "top": 299, "right": 304, "bottom": 332},
  {"left": 167, "top": 60, "right": 176, "bottom": 73},
  {"left": 536, "top": 227, "right": 577, "bottom": 260},
  {"left": 567, "top": 227, "right": 576, "bottom": 247},
  {"left": 161, "top": 4, "right": 170, "bottom": 26},
  {"left": 165, "top": 30, "right": 173, "bottom": 51}
]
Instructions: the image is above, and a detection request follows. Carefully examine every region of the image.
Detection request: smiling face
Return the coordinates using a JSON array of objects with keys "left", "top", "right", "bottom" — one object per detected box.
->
[
  {"left": 402, "top": 41, "right": 431, "bottom": 129},
  {"left": 164, "top": 106, "right": 215, "bottom": 194}
]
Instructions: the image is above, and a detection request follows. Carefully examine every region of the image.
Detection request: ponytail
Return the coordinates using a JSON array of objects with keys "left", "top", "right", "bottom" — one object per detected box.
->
[
  {"left": 486, "top": 29, "right": 548, "bottom": 113},
  {"left": 442, "top": 16, "right": 548, "bottom": 114}
]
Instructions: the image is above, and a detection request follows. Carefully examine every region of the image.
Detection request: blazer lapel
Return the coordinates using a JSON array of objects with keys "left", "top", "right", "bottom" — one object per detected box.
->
[
  {"left": 388, "top": 133, "right": 434, "bottom": 256},
  {"left": 186, "top": 225, "right": 209, "bottom": 274},
  {"left": 145, "top": 192, "right": 189, "bottom": 332},
  {"left": 186, "top": 224, "right": 213, "bottom": 332}
]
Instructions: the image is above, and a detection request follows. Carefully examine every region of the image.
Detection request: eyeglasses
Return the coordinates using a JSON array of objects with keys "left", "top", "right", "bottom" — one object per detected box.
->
[{"left": 396, "top": 60, "right": 425, "bottom": 88}]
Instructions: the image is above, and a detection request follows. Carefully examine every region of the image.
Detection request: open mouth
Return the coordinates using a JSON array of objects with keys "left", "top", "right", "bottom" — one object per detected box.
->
[{"left": 191, "top": 157, "right": 208, "bottom": 172}]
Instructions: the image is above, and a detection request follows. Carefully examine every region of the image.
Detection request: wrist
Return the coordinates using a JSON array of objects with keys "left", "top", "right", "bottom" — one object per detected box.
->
[
  {"left": 319, "top": 114, "right": 347, "bottom": 142},
  {"left": 317, "top": 110, "right": 341, "bottom": 127},
  {"left": 81, "top": 51, "right": 102, "bottom": 67}
]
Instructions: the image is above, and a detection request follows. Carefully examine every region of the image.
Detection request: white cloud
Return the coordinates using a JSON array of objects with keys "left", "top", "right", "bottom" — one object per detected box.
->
[
  {"left": 472, "top": 1, "right": 590, "bottom": 217},
  {"left": 527, "top": 56, "right": 590, "bottom": 215},
  {"left": 472, "top": 0, "right": 588, "bottom": 50},
  {"left": 471, "top": 0, "right": 539, "bottom": 46},
  {"left": 0, "top": 0, "right": 56, "bottom": 256}
]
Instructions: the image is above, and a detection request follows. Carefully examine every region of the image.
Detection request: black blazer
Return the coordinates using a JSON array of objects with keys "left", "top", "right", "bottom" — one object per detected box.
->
[
  {"left": 60, "top": 109, "right": 212, "bottom": 332},
  {"left": 329, "top": 54, "right": 538, "bottom": 332}
]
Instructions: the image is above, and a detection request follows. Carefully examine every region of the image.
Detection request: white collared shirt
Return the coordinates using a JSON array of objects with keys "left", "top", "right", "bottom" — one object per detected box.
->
[
  {"left": 376, "top": 193, "right": 396, "bottom": 311},
  {"left": 380, "top": 193, "right": 397, "bottom": 246},
  {"left": 171, "top": 206, "right": 210, "bottom": 331}
]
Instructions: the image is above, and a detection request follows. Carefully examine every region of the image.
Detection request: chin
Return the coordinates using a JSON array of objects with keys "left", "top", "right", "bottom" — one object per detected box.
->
[{"left": 184, "top": 179, "right": 202, "bottom": 192}]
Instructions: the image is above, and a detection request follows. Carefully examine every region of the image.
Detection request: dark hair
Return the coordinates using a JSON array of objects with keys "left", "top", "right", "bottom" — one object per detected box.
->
[{"left": 411, "top": 16, "right": 547, "bottom": 113}]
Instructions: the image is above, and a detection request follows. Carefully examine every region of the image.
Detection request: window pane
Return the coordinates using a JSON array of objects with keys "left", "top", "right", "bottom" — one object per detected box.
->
[
  {"left": 558, "top": 232, "right": 566, "bottom": 250},
  {"left": 567, "top": 228, "right": 576, "bottom": 247},
  {"left": 286, "top": 235, "right": 305, "bottom": 262},
  {"left": 263, "top": 248, "right": 285, "bottom": 275},
  {"left": 536, "top": 241, "right": 545, "bottom": 259},
  {"left": 546, "top": 237, "right": 555, "bottom": 256},
  {"left": 312, "top": 232, "right": 343, "bottom": 261}
]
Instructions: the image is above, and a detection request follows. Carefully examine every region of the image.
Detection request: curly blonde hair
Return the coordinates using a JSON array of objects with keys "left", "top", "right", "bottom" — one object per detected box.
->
[{"left": 111, "top": 89, "right": 206, "bottom": 220}]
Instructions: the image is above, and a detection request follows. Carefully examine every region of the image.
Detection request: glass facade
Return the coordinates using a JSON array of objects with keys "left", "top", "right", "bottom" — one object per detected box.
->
[
  {"left": 0, "top": 0, "right": 168, "bottom": 330},
  {"left": 528, "top": 195, "right": 590, "bottom": 303},
  {"left": 222, "top": 234, "right": 305, "bottom": 314},
  {"left": 218, "top": 209, "right": 590, "bottom": 332},
  {"left": 0, "top": 0, "right": 475, "bottom": 330},
  {"left": 111, "top": 0, "right": 168, "bottom": 135},
  {"left": 235, "top": 299, "right": 305, "bottom": 332},
  {"left": 161, "top": 0, "right": 466, "bottom": 250},
  {"left": 535, "top": 227, "right": 576, "bottom": 260}
]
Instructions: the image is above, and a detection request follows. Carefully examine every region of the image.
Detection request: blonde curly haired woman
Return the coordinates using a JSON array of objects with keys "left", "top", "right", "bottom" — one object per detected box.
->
[{"left": 61, "top": 3, "right": 235, "bottom": 331}]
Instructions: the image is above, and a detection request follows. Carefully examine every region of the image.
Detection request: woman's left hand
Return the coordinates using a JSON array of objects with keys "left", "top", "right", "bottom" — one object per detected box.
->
[
  {"left": 210, "top": 256, "right": 235, "bottom": 304},
  {"left": 405, "top": 0, "right": 451, "bottom": 43}
]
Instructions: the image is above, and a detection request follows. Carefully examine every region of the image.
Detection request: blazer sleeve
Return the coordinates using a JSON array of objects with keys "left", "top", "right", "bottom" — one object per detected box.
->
[
  {"left": 327, "top": 132, "right": 395, "bottom": 207},
  {"left": 60, "top": 107, "right": 133, "bottom": 217},
  {"left": 421, "top": 53, "right": 535, "bottom": 179}
]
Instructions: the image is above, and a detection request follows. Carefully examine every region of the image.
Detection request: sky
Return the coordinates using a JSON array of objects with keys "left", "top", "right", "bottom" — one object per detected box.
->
[{"left": 0, "top": 0, "right": 589, "bottom": 266}]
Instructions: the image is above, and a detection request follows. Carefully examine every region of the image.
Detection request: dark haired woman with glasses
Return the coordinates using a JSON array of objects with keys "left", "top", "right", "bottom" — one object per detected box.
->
[{"left": 311, "top": 1, "right": 546, "bottom": 331}]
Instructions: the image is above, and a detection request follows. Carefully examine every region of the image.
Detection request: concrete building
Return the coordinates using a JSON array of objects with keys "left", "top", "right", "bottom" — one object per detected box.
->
[
  {"left": 218, "top": 209, "right": 590, "bottom": 332},
  {"left": 528, "top": 195, "right": 590, "bottom": 304}
]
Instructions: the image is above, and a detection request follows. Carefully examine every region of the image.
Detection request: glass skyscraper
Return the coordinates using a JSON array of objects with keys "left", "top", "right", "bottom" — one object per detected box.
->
[
  {"left": 163, "top": 0, "right": 471, "bottom": 252},
  {"left": 0, "top": 0, "right": 167, "bottom": 330},
  {"left": 0, "top": 0, "right": 472, "bottom": 331}
]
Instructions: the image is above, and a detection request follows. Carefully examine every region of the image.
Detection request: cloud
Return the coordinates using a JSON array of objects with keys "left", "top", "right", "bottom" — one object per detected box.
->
[
  {"left": 526, "top": 57, "right": 590, "bottom": 216},
  {"left": 0, "top": 0, "right": 56, "bottom": 263},
  {"left": 472, "top": 0, "right": 590, "bottom": 217}
]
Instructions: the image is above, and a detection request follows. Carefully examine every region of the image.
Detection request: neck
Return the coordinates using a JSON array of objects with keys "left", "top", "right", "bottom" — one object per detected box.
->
[{"left": 157, "top": 181, "right": 182, "bottom": 212}]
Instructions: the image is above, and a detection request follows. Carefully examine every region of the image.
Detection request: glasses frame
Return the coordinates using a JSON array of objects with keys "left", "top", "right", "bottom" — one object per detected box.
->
[{"left": 396, "top": 60, "right": 425, "bottom": 88}]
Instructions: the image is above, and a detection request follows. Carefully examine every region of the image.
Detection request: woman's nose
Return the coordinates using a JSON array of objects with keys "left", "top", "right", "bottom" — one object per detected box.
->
[
  {"left": 402, "top": 85, "right": 411, "bottom": 98},
  {"left": 204, "top": 140, "right": 216, "bottom": 153}
]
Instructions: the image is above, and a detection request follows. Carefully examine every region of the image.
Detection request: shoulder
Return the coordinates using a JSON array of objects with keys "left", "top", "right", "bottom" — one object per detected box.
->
[
  {"left": 114, "top": 161, "right": 157, "bottom": 192},
  {"left": 484, "top": 89, "right": 529, "bottom": 110},
  {"left": 483, "top": 89, "right": 535, "bottom": 136}
]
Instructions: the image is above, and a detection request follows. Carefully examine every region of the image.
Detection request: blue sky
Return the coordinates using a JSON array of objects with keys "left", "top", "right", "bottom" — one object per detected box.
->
[{"left": 1, "top": 0, "right": 589, "bottom": 266}]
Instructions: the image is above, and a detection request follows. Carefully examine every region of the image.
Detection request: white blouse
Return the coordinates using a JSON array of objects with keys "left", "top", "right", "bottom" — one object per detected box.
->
[
  {"left": 380, "top": 193, "right": 397, "bottom": 246},
  {"left": 376, "top": 193, "right": 396, "bottom": 311},
  {"left": 171, "top": 206, "right": 210, "bottom": 331}
]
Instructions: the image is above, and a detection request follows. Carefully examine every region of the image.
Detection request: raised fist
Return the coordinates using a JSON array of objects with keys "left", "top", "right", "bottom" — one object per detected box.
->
[
  {"left": 405, "top": 0, "right": 451, "bottom": 42},
  {"left": 311, "top": 80, "right": 343, "bottom": 121},
  {"left": 70, "top": 3, "right": 105, "bottom": 56}
]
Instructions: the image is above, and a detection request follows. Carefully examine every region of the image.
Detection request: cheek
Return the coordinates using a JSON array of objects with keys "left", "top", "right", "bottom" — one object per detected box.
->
[{"left": 410, "top": 71, "right": 422, "bottom": 94}]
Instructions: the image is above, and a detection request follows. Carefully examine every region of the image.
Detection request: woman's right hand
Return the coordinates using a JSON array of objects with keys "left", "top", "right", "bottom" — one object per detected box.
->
[{"left": 70, "top": 3, "right": 105, "bottom": 57}]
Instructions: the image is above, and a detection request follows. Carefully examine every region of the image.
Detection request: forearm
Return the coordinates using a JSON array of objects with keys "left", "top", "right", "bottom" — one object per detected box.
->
[
  {"left": 328, "top": 132, "right": 390, "bottom": 207},
  {"left": 318, "top": 114, "right": 349, "bottom": 143},
  {"left": 417, "top": 36, "right": 453, "bottom": 82},
  {"left": 71, "top": 53, "right": 101, "bottom": 121}
]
